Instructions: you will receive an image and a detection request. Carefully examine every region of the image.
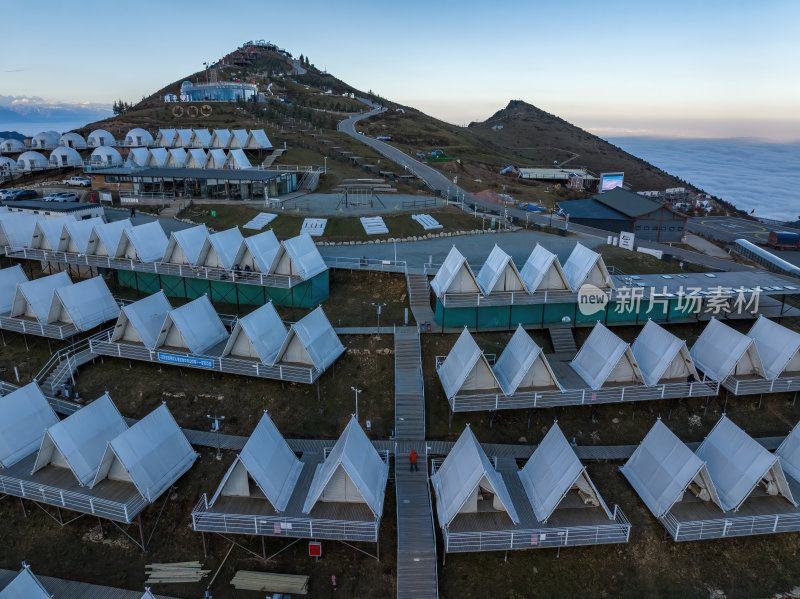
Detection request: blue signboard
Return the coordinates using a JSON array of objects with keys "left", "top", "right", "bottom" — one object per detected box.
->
[{"left": 157, "top": 352, "right": 215, "bottom": 370}]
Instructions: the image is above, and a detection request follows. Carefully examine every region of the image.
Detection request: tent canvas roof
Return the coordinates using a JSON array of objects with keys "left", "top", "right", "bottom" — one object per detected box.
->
[
  {"left": 275, "top": 306, "right": 344, "bottom": 371},
  {"left": 228, "top": 129, "right": 249, "bottom": 149},
  {"left": 562, "top": 243, "right": 614, "bottom": 291},
  {"left": 519, "top": 423, "right": 612, "bottom": 522},
  {"left": 620, "top": 419, "right": 722, "bottom": 518},
  {"left": 210, "top": 129, "right": 231, "bottom": 148},
  {"left": 520, "top": 244, "right": 571, "bottom": 292},
  {"left": 222, "top": 302, "right": 286, "bottom": 364},
  {"left": 165, "top": 147, "right": 187, "bottom": 168},
  {"left": 11, "top": 272, "right": 72, "bottom": 322},
  {"left": 204, "top": 148, "right": 227, "bottom": 169},
  {"left": 0, "top": 566, "right": 51, "bottom": 599},
  {"left": 690, "top": 318, "right": 766, "bottom": 381},
  {"left": 245, "top": 129, "right": 272, "bottom": 149},
  {"left": 211, "top": 411, "right": 302, "bottom": 512},
  {"left": 272, "top": 234, "right": 327, "bottom": 280},
  {"left": 0, "top": 265, "right": 27, "bottom": 314},
  {"left": 0, "top": 383, "right": 59, "bottom": 468},
  {"left": 0, "top": 213, "right": 39, "bottom": 248},
  {"left": 570, "top": 322, "right": 644, "bottom": 390},
  {"left": 476, "top": 245, "right": 527, "bottom": 294},
  {"left": 126, "top": 147, "right": 150, "bottom": 168},
  {"left": 191, "top": 129, "right": 212, "bottom": 148},
  {"left": 87, "top": 219, "right": 132, "bottom": 257},
  {"left": 163, "top": 225, "right": 209, "bottom": 265},
  {"left": 92, "top": 404, "right": 197, "bottom": 501},
  {"left": 224, "top": 148, "right": 252, "bottom": 169},
  {"left": 236, "top": 230, "right": 280, "bottom": 272},
  {"left": 156, "top": 129, "right": 176, "bottom": 146},
  {"left": 437, "top": 328, "right": 501, "bottom": 399},
  {"left": 776, "top": 420, "right": 800, "bottom": 483},
  {"left": 47, "top": 276, "right": 119, "bottom": 331},
  {"left": 747, "top": 316, "right": 800, "bottom": 380},
  {"left": 183, "top": 148, "right": 207, "bottom": 168},
  {"left": 430, "top": 426, "right": 519, "bottom": 527},
  {"left": 111, "top": 291, "right": 171, "bottom": 348},
  {"left": 62, "top": 217, "right": 105, "bottom": 254},
  {"left": 117, "top": 221, "right": 168, "bottom": 262},
  {"left": 302, "top": 416, "right": 388, "bottom": 517},
  {"left": 696, "top": 415, "right": 795, "bottom": 512},
  {"left": 200, "top": 227, "right": 243, "bottom": 269},
  {"left": 631, "top": 320, "right": 698, "bottom": 386},
  {"left": 175, "top": 129, "right": 193, "bottom": 146},
  {"left": 493, "top": 325, "right": 562, "bottom": 394},
  {"left": 430, "top": 246, "right": 480, "bottom": 296},
  {"left": 155, "top": 295, "right": 228, "bottom": 355},
  {"left": 32, "top": 216, "right": 75, "bottom": 250},
  {"left": 32, "top": 394, "right": 128, "bottom": 486}
]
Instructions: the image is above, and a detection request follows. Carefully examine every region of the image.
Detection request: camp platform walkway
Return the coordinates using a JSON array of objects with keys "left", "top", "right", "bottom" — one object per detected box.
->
[
  {"left": 0, "top": 569, "right": 179, "bottom": 599},
  {"left": 394, "top": 327, "right": 425, "bottom": 439},
  {"left": 720, "top": 373, "right": 800, "bottom": 397},
  {"left": 407, "top": 273, "right": 435, "bottom": 327},
  {"left": 0, "top": 312, "right": 79, "bottom": 339}
]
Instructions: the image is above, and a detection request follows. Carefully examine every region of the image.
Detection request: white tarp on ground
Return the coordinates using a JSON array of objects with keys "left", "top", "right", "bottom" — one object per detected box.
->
[
  {"left": 275, "top": 306, "right": 344, "bottom": 371},
  {"left": 210, "top": 411, "right": 302, "bottom": 512},
  {"left": 162, "top": 225, "right": 209, "bottom": 265},
  {"left": 0, "top": 213, "right": 39, "bottom": 248},
  {"left": 476, "top": 245, "right": 527, "bottom": 294},
  {"left": 411, "top": 214, "right": 443, "bottom": 230},
  {"left": 518, "top": 423, "right": 611, "bottom": 522},
  {"left": 0, "top": 566, "right": 51, "bottom": 599},
  {"left": 631, "top": 320, "right": 699, "bottom": 386},
  {"left": 493, "top": 325, "right": 562, "bottom": 394},
  {"left": 228, "top": 129, "right": 249, "bottom": 149},
  {"left": 0, "top": 383, "right": 59, "bottom": 468},
  {"left": 87, "top": 219, "right": 133, "bottom": 257},
  {"left": 270, "top": 234, "right": 327, "bottom": 280},
  {"left": 620, "top": 419, "right": 722, "bottom": 518},
  {"left": 47, "top": 276, "right": 119, "bottom": 331},
  {"left": 302, "top": 416, "right": 388, "bottom": 517},
  {"left": 155, "top": 295, "right": 228, "bottom": 355},
  {"left": 62, "top": 217, "right": 105, "bottom": 254},
  {"left": 430, "top": 246, "right": 480, "bottom": 296},
  {"left": 245, "top": 129, "right": 272, "bottom": 150},
  {"left": 0, "top": 265, "right": 27, "bottom": 314},
  {"left": 31, "top": 216, "right": 75, "bottom": 250},
  {"left": 690, "top": 318, "right": 766, "bottom": 381},
  {"left": 91, "top": 404, "right": 197, "bottom": 501},
  {"left": 10, "top": 272, "right": 71, "bottom": 322},
  {"left": 224, "top": 148, "right": 252, "bottom": 170},
  {"left": 235, "top": 230, "right": 280, "bottom": 272},
  {"left": 210, "top": 129, "right": 232, "bottom": 149},
  {"left": 437, "top": 328, "right": 502, "bottom": 400},
  {"left": 222, "top": 302, "right": 286, "bottom": 363},
  {"left": 300, "top": 218, "right": 327, "bottom": 237},
  {"left": 116, "top": 221, "right": 168, "bottom": 263},
  {"left": 165, "top": 147, "right": 187, "bottom": 168},
  {"left": 360, "top": 216, "right": 388, "bottom": 235},
  {"left": 570, "top": 322, "right": 644, "bottom": 390},
  {"left": 431, "top": 426, "right": 519, "bottom": 527},
  {"left": 198, "top": 227, "right": 244, "bottom": 269},
  {"left": 776, "top": 420, "right": 800, "bottom": 483},
  {"left": 203, "top": 148, "right": 227, "bottom": 169},
  {"left": 243, "top": 213, "right": 277, "bottom": 230},
  {"left": 747, "top": 316, "right": 800, "bottom": 380},
  {"left": 190, "top": 129, "right": 212, "bottom": 148},
  {"left": 696, "top": 415, "right": 795, "bottom": 512},
  {"left": 32, "top": 394, "right": 128, "bottom": 486},
  {"left": 183, "top": 148, "right": 207, "bottom": 169},
  {"left": 111, "top": 290, "right": 171, "bottom": 348},
  {"left": 520, "top": 244, "right": 571, "bottom": 292},
  {"left": 562, "top": 242, "right": 614, "bottom": 291}
]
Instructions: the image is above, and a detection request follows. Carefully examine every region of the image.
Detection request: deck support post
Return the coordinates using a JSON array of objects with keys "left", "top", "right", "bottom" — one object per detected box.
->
[
  {"left": 23, "top": 333, "right": 28, "bottom": 351},
  {"left": 19, "top": 498, "right": 27, "bottom": 518},
  {"left": 758, "top": 394, "right": 763, "bottom": 409},
  {"left": 631, "top": 402, "right": 637, "bottom": 420},
  {"left": 668, "top": 397, "right": 676, "bottom": 420},
  {"left": 703, "top": 396, "right": 711, "bottom": 417},
  {"left": 504, "top": 550, "right": 508, "bottom": 563},
  {"left": 448, "top": 408, "right": 453, "bottom": 429},
  {"left": 137, "top": 515, "right": 146, "bottom": 551},
  {"left": 56, "top": 507, "right": 63, "bottom": 524},
  {"left": 527, "top": 408, "right": 533, "bottom": 429},
  {"left": 261, "top": 536, "right": 266, "bottom": 559},
  {"left": 489, "top": 410, "right": 497, "bottom": 428},
  {"left": 97, "top": 517, "right": 104, "bottom": 537},
  {"left": 316, "top": 380, "right": 321, "bottom": 403},
  {"left": 201, "top": 531, "right": 208, "bottom": 557},
  {"left": 793, "top": 391, "right": 797, "bottom": 407},
  {"left": 723, "top": 390, "right": 729, "bottom": 413},
  {"left": 591, "top": 404, "right": 599, "bottom": 423}
]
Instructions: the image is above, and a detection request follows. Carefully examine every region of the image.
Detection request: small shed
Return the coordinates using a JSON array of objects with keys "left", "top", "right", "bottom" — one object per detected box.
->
[
  {"left": 631, "top": 320, "right": 699, "bottom": 386},
  {"left": 203, "top": 148, "right": 227, "bottom": 170},
  {"left": 16, "top": 151, "right": 49, "bottom": 171},
  {"left": 49, "top": 146, "right": 82, "bottom": 167},
  {"left": 197, "top": 226, "right": 244, "bottom": 269},
  {"left": 0, "top": 383, "right": 59, "bottom": 468},
  {"left": 270, "top": 234, "right": 327, "bottom": 280},
  {"left": 690, "top": 318, "right": 765, "bottom": 381},
  {"left": 46, "top": 276, "right": 119, "bottom": 331},
  {"left": 0, "top": 265, "right": 28, "bottom": 314},
  {"left": 520, "top": 244, "right": 571, "bottom": 292},
  {"left": 233, "top": 229, "right": 280, "bottom": 272},
  {"left": 162, "top": 224, "right": 209, "bottom": 265},
  {"left": 430, "top": 247, "right": 480, "bottom": 296},
  {"left": 222, "top": 302, "right": 286, "bottom": 363},
  {"left": 747, "top": 316, "right": 800, "bottom": 380},
  {"left": 437, "top": 328, "right": 501, "bottom": 400},
  {"left": 244, "top": 129, "right": 273, "bottom": 150},
  {"left": 86, "top": 219, "right": 133, "bottom": 257},
  {"left": 154, "top": 295, "right": 228, "bottom": 355},
  {"left": 570, "top": 322, "right": 644, "bottom": 389},
  {"left": 116, "top": 221, "right": 168, "bottom": 262},
  {"left": 562, "top": 243, "right": 614, "bottom": 291},
  {"left": 224, "top": 148, "right": 252, "bottom": 170},
  {"left": 10, "top": 272, "right": 72, "bottom": 322},
  {"left": 182, "top": 148, "right": 207, "bottom": 169},
  {"left": 89, "top": 145, "right": 122, "bottom": 166},
  {"left": 493, "top": 325, "right": 561, "bottom": 394},
  {"left": 476, "top": 245, "right": 526, "bottom": 294},
  {"left": 190, "top": 129, "right": 212, "bottom": 148},
  {"left": 274, "top": 306, "right": 344, "bottom": 371},
  {"left": 111, "top": 291, "right": 172, "bottom": 348},
  {"left": 125, "top": 128, "right": 154, "bottom": 147},
  {"left": 87, "top": 129, "right": 116, "bottom": 147},
  {"left": 59, "top": 132, "right": 87, "bottom": 150}
]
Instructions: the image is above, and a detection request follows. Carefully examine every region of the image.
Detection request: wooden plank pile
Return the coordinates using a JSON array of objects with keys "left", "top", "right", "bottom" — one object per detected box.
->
[
  {"left": 230, "top": 570, "right": 309, "bottom": 594},
  {"left": 145, "top": 562, "right": 210, "bottom": 584}
]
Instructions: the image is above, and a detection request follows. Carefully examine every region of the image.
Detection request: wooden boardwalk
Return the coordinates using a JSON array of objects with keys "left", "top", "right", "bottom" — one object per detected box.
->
[
  {"left": 406, "top": 273, "right": 435, "bottom": 327},
  {"left": 394, "top": 327, "right": 425, "bottom": 439}
]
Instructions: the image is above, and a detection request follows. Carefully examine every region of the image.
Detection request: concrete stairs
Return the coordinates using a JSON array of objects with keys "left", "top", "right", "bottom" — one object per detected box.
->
[{"left": 548, "top": 327, "right": 577, "bottom": 356}]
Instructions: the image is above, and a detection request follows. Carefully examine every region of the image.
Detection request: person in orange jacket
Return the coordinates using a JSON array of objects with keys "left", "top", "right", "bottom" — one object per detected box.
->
[{"left": 409, "top": 448, "right": 419, "bottom": 472}]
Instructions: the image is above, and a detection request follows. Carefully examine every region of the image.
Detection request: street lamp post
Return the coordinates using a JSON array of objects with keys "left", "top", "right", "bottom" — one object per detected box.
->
[
  {"left": 206, "top": 413, "right": 226, "bottom": 459},
  {"left": 350, "top": 386, "right": 362, "bottom": 422},
  {"left": 371, "top": 302, "right": 387, "bottom": 334}
]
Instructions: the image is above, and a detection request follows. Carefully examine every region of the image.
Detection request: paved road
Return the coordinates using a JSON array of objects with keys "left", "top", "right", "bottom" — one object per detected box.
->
[{"left": 688, "top": 216, "right": 798, "bottom": 245}]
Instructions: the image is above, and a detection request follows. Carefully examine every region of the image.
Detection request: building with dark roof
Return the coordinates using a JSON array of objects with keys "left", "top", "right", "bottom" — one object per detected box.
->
[{"left": 559, "top": 188, "right": 687, "bottom": 242}]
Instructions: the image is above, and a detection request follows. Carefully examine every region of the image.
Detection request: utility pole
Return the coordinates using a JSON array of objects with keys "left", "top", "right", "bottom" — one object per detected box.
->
[{"left": 350, "top": 387, "right": 362, "bottom": 422}]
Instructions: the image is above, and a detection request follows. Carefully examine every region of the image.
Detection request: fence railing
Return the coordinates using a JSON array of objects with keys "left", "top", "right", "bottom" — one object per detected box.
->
[
  {"left": 721, "top": 375, "right": 800, "bottom": 396},
  {"left": 322, "top": 255, "right": 407, "bottom": 274},
  {"left": 662, "top": 509, "right": 800, "bottom": 542},
  {"left": 0, "top": 315, "right": 78, "bottom": 340}
]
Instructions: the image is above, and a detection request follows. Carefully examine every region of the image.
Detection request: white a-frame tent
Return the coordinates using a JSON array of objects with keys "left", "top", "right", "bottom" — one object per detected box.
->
[
  {"left": 154, "top": 295, "right": 228, "bottom": 355},
  {"left": 0, "top": 564, "right": 52, "bottom": 599},
  {"left": 224, "top": 149, "right": 252, "bottom": 170},
  {"left": 233, "top": 229, "right": 281, "bottom": 272},
  {"left": 0, "top": 212, "right": 39, "bottom": 248},
  {"left": 776, "top": 420, "right": 800, "bottom": 483},
  {"left": 144, "top": 148, "right": 168, "bottom": 168},
  {"left": 437, "top": 328, "right": 502, "bottom": 400},
  {"left": 518, "top": 423, "right": 612, "bottom": 522},
  {"left": 274, "top": 306, "right": 345, "bottom": 371},
  {"left": 197, "top": 226, "right": 244, "bottom": 269},
  {"left": 621, "top": 419, "right": 723, "bottom": 519},
  {"left": 631, "top": 320, "right": 699, "bottom": 386},
  {"left": 154, "top": 129, "right": 177, "bottom": 147},
  {"left": 476, "top": 245, "right": 527, "bottom": 294},
  {"left": 32, "top": 394, "right": 128, "bottom": 486},
  {"left": 570, "top": 322, "right": 644, "bottom": 390},
  {"left": 562, "top": 242, "right": 614, "bottom": 291},
  {"left": 696, "top": 415, "right": 796, "bottom": 512},
  {"left": 302, "top": 416, "right": 388, "bottom": 516},
  {"left": 61, "top": 217, "right": 105, "bottom": 254},
  {"left": 10, "top": 272, "right": 72, "bottom": 322},
  {"left": 690, "top": 318, "right": 766, "bottom": 381},
  {"left": 227, "top": 129, "right": 249, "bottom": 150},
  {"left": 747, "top": 316, "right": 800, "bottom": 380},
  {"left": 86, "top": 219, "right": 132, "bottom": 257},
  {"left": 0, "top": 383, "right": 59, "bottom": 468},
  {"left": 116, "top": 221, "right": 168, "bottom": 263},
  {"left": 182, "top": 148, "right": 207, "bottom": 169},
  {"left": 244, "top": 129, "right": 272, "bottom": 150},
  {"left": 493, "top": 325, "right": 562, "bottom": 395},
  {"left": 91, "top": 404, "right": 198, "bottom": 501},
  {"left": 269, "top": 234, "right": 327, "bottom": 280},
  {"left": 164, "top": 147, "right": 187, "bottom": 168},
  {"left": 46, "top": 276, "right": 120, "bottom": 331},
  {"left": 190, "top": 129, "right": 212, "bottom": 149},
  {"left": 520, "top": 243, "right": 571, "bottom": 292},
  {"left": 210, "top": 411, "right": 303, "bottom": 512},
  {"left": 111, "top": 290, "right": 172, "bottom": 348},
  {"left": 203, "top": 148, "right": 227, "bottom": 169},
  {"left": 431, "top": 426, "right": 519, "bottom": 527},
  {"left": 209, "top": 129, "right": 232, "bottom": 149},
  {"left": 162, "top": 225, "right": 209, "bottom": 265},
  {"left": 30, "top": 216, "right": 76, "bottom": 251},
  {"left": 430, "top": 246, "right": 480, "bottom": 296},
  {"left": 0, "top": 265, "right": 27, "bottom": 314},
  {"left": 222, "top": 302, "right": 286, "bottom": 363},
  {"left": 174, "top": 129, "right": 193, "bottom": 148}
]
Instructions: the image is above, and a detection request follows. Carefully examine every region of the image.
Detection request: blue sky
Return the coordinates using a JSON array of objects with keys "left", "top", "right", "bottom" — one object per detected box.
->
[{"left": 1, "top": 0, "right": 798, "bottom": 140}]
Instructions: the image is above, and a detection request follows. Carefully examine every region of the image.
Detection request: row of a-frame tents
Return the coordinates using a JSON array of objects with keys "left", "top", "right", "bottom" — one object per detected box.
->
[
  {"left": 191, "top": 412, "right": 390, "bottom": 549},
  {"left": 0, "top": 563, "right": 161, "bottom": 599},
  {"left": 90, "top": 292, "right": 345, "bottom": 383},
  {"left": 152, "top": 128, "right": 273, "bottom": 150},
  {"left": 0, "top": 383, "right": 197, "bottom": 541},
  {"left": 430, "top": 423, "right": 630, "bottom": 554},
  {"left": 0, "top": 266, "right": 119, "bottom": 338},
  {"left": 437, "top": 319, "right": 717, "bottom": 413},
  {"left": 123, "top": 147, "right": 259, "bottom": 170}
]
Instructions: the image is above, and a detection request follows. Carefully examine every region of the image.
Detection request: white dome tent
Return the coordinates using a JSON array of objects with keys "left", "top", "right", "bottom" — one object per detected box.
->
[
  {"left": 16, "top": 151, "right": 49, "bottom": 171},
  {"left": 0, "top": 139, "right": 25, "bottom": 153},
  {"left": 0, "top": 156, "right": 16, "bottom": 173},
  {"left": 87, "top": 129, "right": 116, "bottom": 147},
  {"left": 59, "top": 132, "right": 87, "bottom": 150},
  {"left": 89, "top": 146, "right": 122, "bottom": 166},
  {"left": 49, "top": 146, "right": 83, "bottom": 167},
  {"left": 31, "top": 130, "right": 60, "bottom": 150},
  {"left": 124, "top": 128, "right": 154, "bottom": 147}
]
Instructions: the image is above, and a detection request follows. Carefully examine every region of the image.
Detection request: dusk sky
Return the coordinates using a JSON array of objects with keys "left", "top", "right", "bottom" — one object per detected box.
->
[{"left": 1, "top": 0, "right": 798, "bottom": 140}]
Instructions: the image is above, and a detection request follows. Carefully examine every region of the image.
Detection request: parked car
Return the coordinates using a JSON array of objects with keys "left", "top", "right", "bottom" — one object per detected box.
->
[
  {"left": 62, "top": 176, "right": 91, "bottom": 187},
  {"left": 43, "top": 191, "right": 79, "bottom": 202},
  {"left": 0, "top": 189, "right": 15, "bottom": 200},
  {"left": 3, "top": 189, "right": 38, "bottom": 201}
]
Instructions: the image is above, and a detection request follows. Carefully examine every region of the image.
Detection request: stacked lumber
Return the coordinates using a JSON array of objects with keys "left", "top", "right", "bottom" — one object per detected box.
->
[
  {"left": 231, "top": 570, "right": 309, "bottom": 594},
  {"left": 145, "top": 562, "right": 210, "bottom": 584}
]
